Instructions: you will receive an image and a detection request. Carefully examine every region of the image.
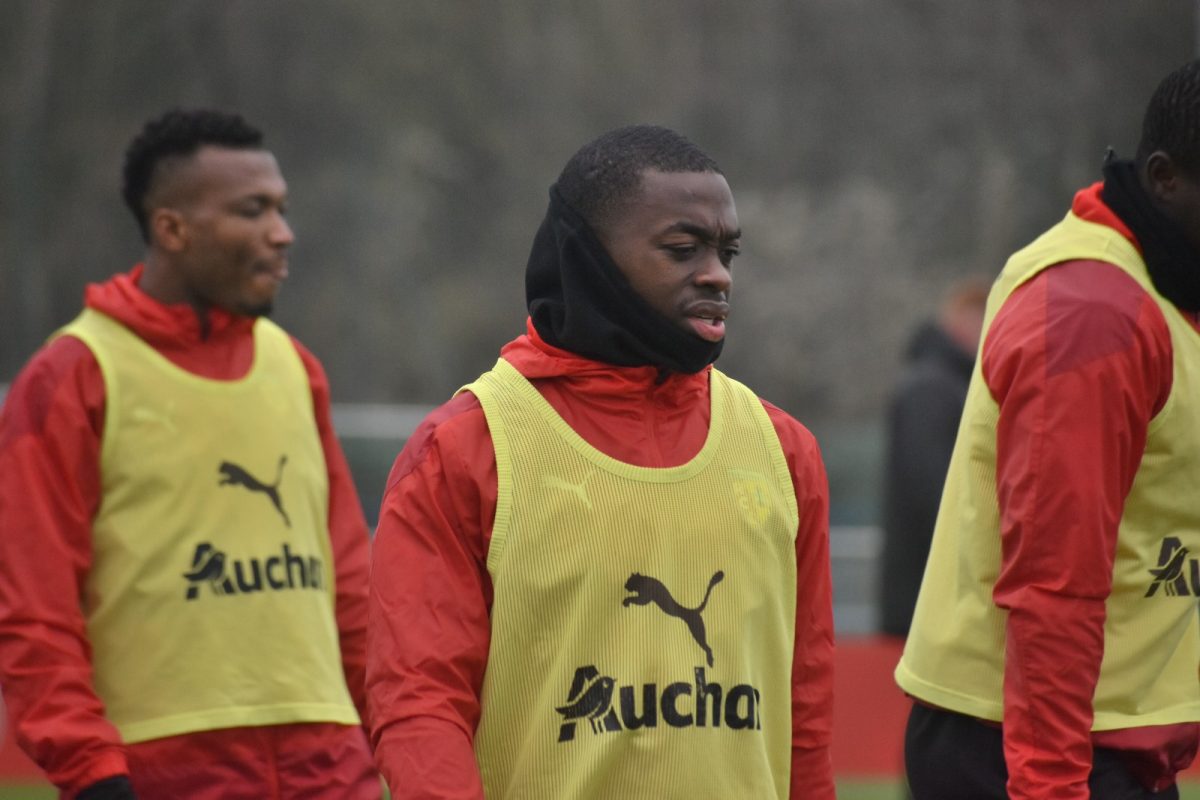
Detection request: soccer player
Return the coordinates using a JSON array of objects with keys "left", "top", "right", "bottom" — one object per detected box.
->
[
  {"left": 0, "top": 110, "right": 379, "bottom": 799},
  {"left": 896, "top": 60, "right": 1200, "bottom": 799},
  {"left": 367, "top": 125, "right": 835, "bottom": 799}
]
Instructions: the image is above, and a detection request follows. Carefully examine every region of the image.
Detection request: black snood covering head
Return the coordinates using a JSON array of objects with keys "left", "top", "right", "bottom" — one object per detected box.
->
[
  {"left": 525, "top": 185, "right": 723, "bottom": 375},
  {"left": 1102, "top": 157, "right": 1200, "bottom": 313}
]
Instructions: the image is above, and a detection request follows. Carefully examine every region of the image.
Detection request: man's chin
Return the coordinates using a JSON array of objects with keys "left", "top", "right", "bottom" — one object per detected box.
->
[{"left": 239, "top": 301, "right": 274, "bottom": 318}]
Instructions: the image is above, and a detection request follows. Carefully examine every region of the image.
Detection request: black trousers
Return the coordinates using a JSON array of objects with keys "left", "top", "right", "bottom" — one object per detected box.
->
[{"left": 904, "top": 703, "right": 1179, "bottom": 800}]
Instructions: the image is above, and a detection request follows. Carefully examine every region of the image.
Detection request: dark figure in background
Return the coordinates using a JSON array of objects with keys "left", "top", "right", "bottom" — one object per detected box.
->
[
  {"left": 367, "top": 125, "right": 835, "bottom": 799},
  {"left": 897, "top": 60, "right": 1200, "bottom": 799},
  {"left": 0, "top": 110, "right": 379, "bottom": 799},
  {"left": 877, "top": 278, "right": 987, "bottom": 638}
]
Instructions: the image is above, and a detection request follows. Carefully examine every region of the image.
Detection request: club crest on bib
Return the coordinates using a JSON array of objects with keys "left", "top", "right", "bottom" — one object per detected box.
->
[{"left": 730, "top": 470, "right": 773, "bottom": 527}]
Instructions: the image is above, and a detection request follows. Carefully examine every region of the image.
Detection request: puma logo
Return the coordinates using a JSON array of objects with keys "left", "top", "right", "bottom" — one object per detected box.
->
[
  {"left": 182, "top": 542, "right": 234, "bottom": 599},
  {"left": 218, "top": 455, "right": 290, "bottom": 527},
  {"left": 543, "top": 471, "right": 595, "bottom": 509},
  {"left": 623, "top": 570, "right": 725, "bottom": 667}
]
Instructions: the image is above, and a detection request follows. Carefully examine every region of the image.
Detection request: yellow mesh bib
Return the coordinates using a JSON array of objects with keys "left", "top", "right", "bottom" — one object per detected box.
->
[
  {"left": 897, "top": 212, "right": 1200, "bottom": 729},
  {"left": 466, "top": 358, "right": 798, "bottom": 799},
  {"left": 60, "top": 309, "right": 358, "bottom": 742}
]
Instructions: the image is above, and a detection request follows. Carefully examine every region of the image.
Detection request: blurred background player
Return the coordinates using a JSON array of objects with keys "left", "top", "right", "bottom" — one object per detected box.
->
[
  {"left": 896, "top": 60, "right": 1200, "bottom": 799},
  {"left": 877, "top": 276, "right": 987, "bottom": 800},
  {"left": 877, "top": 276, "right": 988, "bottom": 639},
  {"left": 367, "top": 125, "right": 835, "bottom": 799},
  {"left": 0, "top": 110, "right": 378, "bottom": 799}
]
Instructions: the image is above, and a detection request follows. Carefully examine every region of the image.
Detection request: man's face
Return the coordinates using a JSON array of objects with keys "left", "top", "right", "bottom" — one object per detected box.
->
[
  {"left": 1146, "top": 151, "right": 1200, "bottom": 257},
  {"left": 597, "top": 169, "right": 740, "bottom": 343},
  {"left": 1165, "top": 171, "right": 1200, "bottom": 257},
  {"left": 157, "top": 146, "right": 293, "bottom": 316}
]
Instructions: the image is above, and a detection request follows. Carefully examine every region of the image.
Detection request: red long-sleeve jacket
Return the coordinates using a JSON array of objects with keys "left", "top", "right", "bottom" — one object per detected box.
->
[
  {"left": 985, "top": 184, "right": 1200, "bottom": 795},
  {"left": 0, "top": 267, "right": 375, "bottom": 798},
  {"left": 367, "top": 322, "right": 836, "bottom": 800}
]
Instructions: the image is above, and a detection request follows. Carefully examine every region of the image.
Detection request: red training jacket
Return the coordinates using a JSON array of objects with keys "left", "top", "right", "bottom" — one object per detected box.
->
[
  {"left": 985, "top": 184, "right": 1200, "bottom": 797},
  {"left": 0, "top": 266, "right": 377, "bottom": 799}
]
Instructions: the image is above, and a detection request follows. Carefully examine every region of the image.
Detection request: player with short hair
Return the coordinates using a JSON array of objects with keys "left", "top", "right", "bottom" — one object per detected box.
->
[
  {"left": 897, "top": 60, "right": 1200, "bottom": 799},
  {"left": 367, "top": 124, "right": 835, "bottom": 799},
  {"left": 0, "top": 109, "right": 379, "bottom": 799}
]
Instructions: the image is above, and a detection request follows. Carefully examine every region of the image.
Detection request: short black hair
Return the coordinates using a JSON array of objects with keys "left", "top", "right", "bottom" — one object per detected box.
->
[
  {"left": 122, "top": 109, "right": 264, "bottom": 242},
  {"left": 1137, "top": 59, "right": 1200, "bottom": 176},
  {"left": 555, "top": 124, "right": 721, "bottom": 232}
]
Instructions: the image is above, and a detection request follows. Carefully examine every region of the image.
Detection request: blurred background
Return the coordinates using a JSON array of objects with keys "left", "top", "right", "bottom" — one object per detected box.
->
[
  {"left": 3, "top": 1, "right": 1191, "bottom": 524},
  {"left": 2, "top": 1, "right": 1198, "bottom": 794}
]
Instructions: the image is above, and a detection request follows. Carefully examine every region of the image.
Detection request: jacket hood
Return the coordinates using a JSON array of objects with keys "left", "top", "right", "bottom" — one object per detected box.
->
[
  {"left": 525, "top": 185, "right": 723, "bottom": 376},
  {"left": 501, "top": 317, "right": 710, "bottom": 405},
  {"left": 84, "top": 265, "right": 255, "bottom": 347},
  {"left": 905, "top": 320, "right": 974, "bottom": 378},
  {"left": 1101, "top": 158, "right": 1200, "bottom": 313}
]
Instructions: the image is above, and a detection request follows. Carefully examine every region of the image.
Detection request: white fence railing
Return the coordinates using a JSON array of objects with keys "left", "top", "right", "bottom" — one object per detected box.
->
[{"left": 0, "top": 388, "right": 885, "bottom": 635}]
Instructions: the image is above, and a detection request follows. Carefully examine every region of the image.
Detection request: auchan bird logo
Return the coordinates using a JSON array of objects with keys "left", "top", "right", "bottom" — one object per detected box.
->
[
  {"left": 1145, "top": 537, "right": 1196, "bottom": 597},
  {"left": 555, "top": 666, "right": 621, "bottom": 742}
]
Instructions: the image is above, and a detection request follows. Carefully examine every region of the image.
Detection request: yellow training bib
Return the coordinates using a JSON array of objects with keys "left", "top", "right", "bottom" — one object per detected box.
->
[
  {"left": 897, "top": 212, "right": 1200, "bottom": 729},
  {"left": 467, "top": 359, "right": 799, "bottom": 799},
  {"left": 61, "top": 309, "right": 358, "bottom": 742}
]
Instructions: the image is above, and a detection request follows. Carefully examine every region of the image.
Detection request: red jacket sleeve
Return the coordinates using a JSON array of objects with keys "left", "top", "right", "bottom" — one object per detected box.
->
[
  {"left": 290, "top": 339, "right": 373, "bottom": 726},
  {"left": 763, "top": 402, "right": 836, "bottom": 800},
  {"left": 367, "top": 394, "right": 494, "bottom": 800},
  {"left": 983, "top": 261, "right": 1172, "bottom": 799},
  {"left": 0, "top": 336, "right": 130, "bottom": 794}
]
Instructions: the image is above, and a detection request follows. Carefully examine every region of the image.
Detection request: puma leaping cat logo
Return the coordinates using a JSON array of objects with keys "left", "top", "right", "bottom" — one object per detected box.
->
[
  {"left": 543, "top": 471, "right": 595, "bottom": 509},
  {"left": 218, "top": 455, "right": 290, "bottom": 527},
  {"left": 623, "top": 570, "right": 725, "bottom": 667}
]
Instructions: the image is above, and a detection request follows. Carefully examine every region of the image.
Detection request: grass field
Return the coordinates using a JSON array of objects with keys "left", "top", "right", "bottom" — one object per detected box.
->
[
  {"left": 1, "top": 780, "right": 1198, "bottom": 798},
  {"left": 834, "top": 780, "right": 1200, "bottom": 800},
  {"left": 0, "top": 786, "right": 52, "bottom": 799}
]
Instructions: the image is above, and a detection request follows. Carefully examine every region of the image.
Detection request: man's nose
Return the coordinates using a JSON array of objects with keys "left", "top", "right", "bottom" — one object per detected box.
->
[
  {"left": 695, "top": 252, "right": 732, "bottom": 294},
  {"left": 269, "top": 212, "right": 294, "bottom": 247}
]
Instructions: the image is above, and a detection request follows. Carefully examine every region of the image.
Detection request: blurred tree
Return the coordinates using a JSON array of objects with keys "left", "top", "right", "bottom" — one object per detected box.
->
[{"left": 0, "top": 2, "right": 1192, "bottom": 517}]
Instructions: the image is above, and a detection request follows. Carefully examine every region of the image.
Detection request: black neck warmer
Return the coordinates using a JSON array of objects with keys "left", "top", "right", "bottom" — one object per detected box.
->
[
  {"left": 525, "top": 185, "right": 723, "bottom": 375},
  {"left": 1101, "top": 158, "right": 1200, "bottom": 313}
]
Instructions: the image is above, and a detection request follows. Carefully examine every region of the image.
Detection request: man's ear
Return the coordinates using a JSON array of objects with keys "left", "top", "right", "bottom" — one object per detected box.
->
[
  {"left": 149, "top": 208, "right": 188, "bottom": 253},
  {"left": 1144, "top": 150, "right": 1180, "bottom": 206}
]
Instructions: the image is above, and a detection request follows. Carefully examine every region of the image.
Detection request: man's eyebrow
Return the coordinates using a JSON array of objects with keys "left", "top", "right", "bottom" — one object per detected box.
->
[
  {"left": 234, "top": 191, "right": 287, "bottom": 205},
  {"left": 662, "top": 221, "right": 742, "bottom": 242}
]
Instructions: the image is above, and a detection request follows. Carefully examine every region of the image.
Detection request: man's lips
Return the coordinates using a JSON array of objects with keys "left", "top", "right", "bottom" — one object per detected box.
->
[
  {"left": 255, "top": 260, "right": 289, "bottom": 284},
  {"left": 685, "top": 301, "right": 729, "bottom": 342}
]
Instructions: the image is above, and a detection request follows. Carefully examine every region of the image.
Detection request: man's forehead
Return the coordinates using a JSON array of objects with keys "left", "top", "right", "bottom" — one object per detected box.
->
[
  {"left": 151, "top": 146, "right": 283, "bottom": 200},
  {"left": 630, "top": 167, "right": 730, "bottom": 199},
  {"left": 622, "top": 169, "right": 737, "bottom": 228}
]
